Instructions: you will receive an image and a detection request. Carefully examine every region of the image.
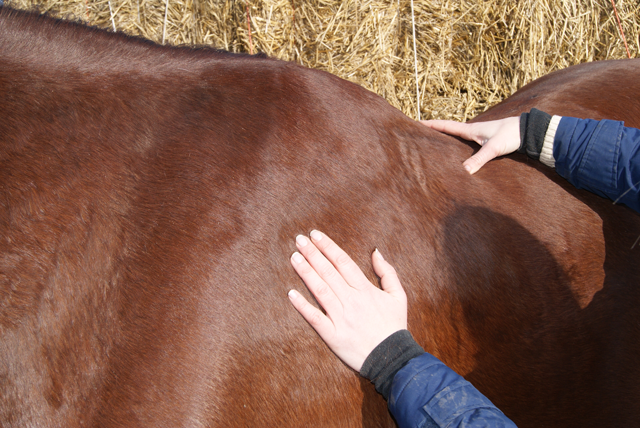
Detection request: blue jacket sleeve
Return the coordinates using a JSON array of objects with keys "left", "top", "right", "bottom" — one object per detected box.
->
[
  {"left": 389, "top": 353, "right": 517, "bottom": 428},
  {"left": 553, "top": 117, "right": 640, "bottom": 213}
]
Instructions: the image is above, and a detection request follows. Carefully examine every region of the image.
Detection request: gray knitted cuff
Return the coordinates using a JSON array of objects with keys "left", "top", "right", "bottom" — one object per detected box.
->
[
  {"left": 519, "top": 108, "right": 552, "bottom": 160},
  {"left": 360, "top": 330, "right": 425, "bottom": 401}
]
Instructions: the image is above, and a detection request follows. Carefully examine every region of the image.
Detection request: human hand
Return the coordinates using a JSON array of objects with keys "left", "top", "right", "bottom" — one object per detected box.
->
[
  {"left": 421, "top": 116, "right": 520, "bottom": 174},
  {"left": 288, "top": 230, "right": 407, "bottom": 372}
]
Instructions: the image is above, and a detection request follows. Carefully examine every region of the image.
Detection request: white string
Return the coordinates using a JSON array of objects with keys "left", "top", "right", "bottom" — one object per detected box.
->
[
  {"left": 162, "top": 0, "right": 169, "bottom": 44},
  {"left": 410, "top": 0, "right": 420, "bottom": 120},
  {"left": 108, "top": 0, "right": 116, "bottom": 31},
  {"left": 265, "top": 4, "right": 273, "bottom": 35},
  {"left": 613, "top": 179, "right": 640, "bottom": 205},
  {"left": 611, "top": 179, "right": 640, "bottom": 249}
]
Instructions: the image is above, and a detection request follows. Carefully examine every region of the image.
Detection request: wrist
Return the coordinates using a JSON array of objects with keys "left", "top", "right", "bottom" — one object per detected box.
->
[
  {"left": 539, "top": 115, "right": 561, "bottom": 168},
  {"left": 360, "top": 330, "right": 425, "bottom": 401},
  {"left": 519, "top": 108, "right": 552, "bottom": 159}
]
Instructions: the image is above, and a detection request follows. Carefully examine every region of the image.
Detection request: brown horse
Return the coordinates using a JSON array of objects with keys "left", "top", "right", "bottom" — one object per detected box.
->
[{"left": 1, "top": 6, "right": 638, "bottom": 427}]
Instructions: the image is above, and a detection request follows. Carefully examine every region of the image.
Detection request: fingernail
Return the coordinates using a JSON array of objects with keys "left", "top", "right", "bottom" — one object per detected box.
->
[
  {"left": 374, "top": 248, "right": 384, "bottom": 260},
  {"left": 296, "top": 235, "right": 309, "bottom": 247},
  {"left": 292, "top": 252, "right": 304, "bottom": 264},
  {"left": 464, "top": 164, "right": 472, "bottom": 173},
  {"left": 288, "top": 289, "right": 297, "bottom": 299},
  {"left": 310, "top": 230, "right": 323, "bottom": 241}
]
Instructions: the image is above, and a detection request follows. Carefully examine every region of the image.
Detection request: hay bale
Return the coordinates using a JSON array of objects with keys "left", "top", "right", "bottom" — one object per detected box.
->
[{"left": 7, "top": 0, "right": 640, "bottom": 120}]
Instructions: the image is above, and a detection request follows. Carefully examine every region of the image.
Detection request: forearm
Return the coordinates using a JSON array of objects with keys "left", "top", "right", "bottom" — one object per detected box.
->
[
  {"left": 519, "top": 110, "right": 640, "bottom": 213},
  {"left": 361, "top": 331, "right": 517, "bottom": 428}
]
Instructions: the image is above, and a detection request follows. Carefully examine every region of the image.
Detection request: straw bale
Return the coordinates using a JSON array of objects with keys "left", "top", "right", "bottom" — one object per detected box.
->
[{"left": 7, "top": 0, "right": 640, "bottom": 121}]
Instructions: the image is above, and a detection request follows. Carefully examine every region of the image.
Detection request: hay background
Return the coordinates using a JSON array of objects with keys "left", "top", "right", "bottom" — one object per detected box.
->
[{"left": 7, "top": 0, "right": 640, "bottom": 121}]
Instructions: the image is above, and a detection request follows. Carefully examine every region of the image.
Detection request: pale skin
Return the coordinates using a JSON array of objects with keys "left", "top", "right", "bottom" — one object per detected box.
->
[
  {"left": 288, "top": 230, "right": 407, "bottom": 372},
  {"left": 287, "top": 117, "right": 521, "bottom": 372},
  {"left": 421, "top": 116, "right": 521, "bottom": 174}
]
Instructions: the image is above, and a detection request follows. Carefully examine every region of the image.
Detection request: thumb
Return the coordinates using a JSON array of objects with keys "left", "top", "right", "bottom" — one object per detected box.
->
[
  {"left": 372, "top": 249, "right": 406, "bottom": 300},
  {"left": 463, "top": 143, "right": 500, "bottom": 175}
]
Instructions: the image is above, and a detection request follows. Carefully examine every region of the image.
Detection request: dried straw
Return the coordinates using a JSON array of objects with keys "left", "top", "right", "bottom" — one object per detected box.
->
[{"left": 7, "top": 0, "right": 640, "bottom": 121}]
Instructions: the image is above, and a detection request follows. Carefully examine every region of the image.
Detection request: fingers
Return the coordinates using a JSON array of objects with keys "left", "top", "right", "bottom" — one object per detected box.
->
[
  {"left": 287, "top": 289, "right": 335, "bottom": 340},
  {"left": 371, "top": 249, "right": 406, "bottom": 302},
  {"left": 290, "top": 250, "right": 344, "bottom": 317},
  {"left": 425, "top": 116, "right": 522, "bottom": 175},
  {"left": 463, "top": 144, "right": 501, "bottom": 175},
  {"left": 302, "top": 230, "right": 371, "bottom": 291},
  {"left": 421, "top": 119, "right": 479, "bottom": 142},
  {"left": 288, "top": 233, "right": 410, "bottom": 373}
]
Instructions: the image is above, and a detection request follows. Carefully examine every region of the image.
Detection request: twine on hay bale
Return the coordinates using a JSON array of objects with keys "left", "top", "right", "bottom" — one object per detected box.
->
[{"left": 7, "top": 0, "right": 640, "bottom": 121}]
